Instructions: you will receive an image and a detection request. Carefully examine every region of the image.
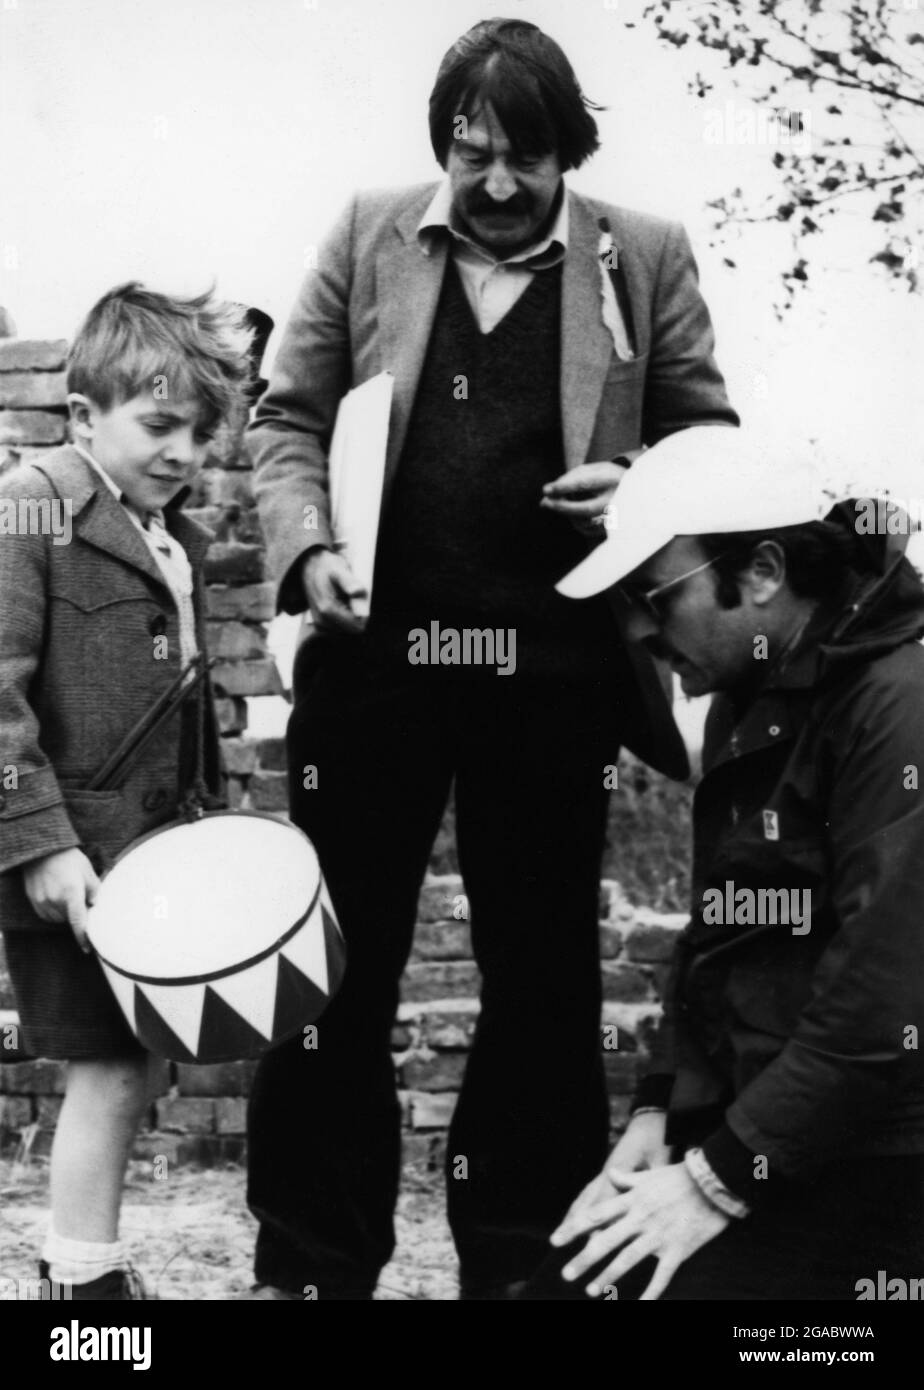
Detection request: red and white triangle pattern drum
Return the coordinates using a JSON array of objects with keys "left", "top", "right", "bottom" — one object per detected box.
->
[{"left": 86, "top": 811, "right": 346, "bottom": 1063}]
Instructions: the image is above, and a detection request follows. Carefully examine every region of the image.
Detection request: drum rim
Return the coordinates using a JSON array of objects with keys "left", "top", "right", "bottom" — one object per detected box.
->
[{"left": 88, "top": 809, "right": 328, "bottom": 987}]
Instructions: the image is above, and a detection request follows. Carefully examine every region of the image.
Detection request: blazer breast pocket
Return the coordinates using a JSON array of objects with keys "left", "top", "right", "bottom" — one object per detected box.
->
[{"left": 590, "top": 351, "right": 650, "bottom": 458}]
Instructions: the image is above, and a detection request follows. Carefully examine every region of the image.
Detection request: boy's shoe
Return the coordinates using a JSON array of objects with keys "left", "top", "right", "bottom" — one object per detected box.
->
[{"left": 38, "top": 1260, "right": 150, "bottom": 1300}]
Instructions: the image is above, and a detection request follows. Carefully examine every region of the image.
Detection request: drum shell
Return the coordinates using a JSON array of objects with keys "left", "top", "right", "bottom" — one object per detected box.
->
[{"left": 86, "top": 811, "right": 345, "bottom": 1064}]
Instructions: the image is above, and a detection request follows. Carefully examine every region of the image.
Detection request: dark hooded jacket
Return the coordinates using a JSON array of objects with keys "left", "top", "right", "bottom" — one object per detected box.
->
[{"left": 636, "top": 541, "right": 924, "bottom": 1203}]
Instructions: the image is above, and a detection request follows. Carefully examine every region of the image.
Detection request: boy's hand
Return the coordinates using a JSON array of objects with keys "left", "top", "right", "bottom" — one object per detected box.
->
[
  {"left": 301, "top": 547, "right": 368, "bottom": 636},
  {"left": 23, "top": 848, "right": 101, "bottom": 952}
]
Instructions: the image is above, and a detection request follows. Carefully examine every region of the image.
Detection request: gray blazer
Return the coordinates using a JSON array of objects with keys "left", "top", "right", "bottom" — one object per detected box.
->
[
  {"left": 249, "top": 183, "right": 739, "bottom": 778},
  {"left": 0, "top": 446, "right": 221, "bottom": 932}
]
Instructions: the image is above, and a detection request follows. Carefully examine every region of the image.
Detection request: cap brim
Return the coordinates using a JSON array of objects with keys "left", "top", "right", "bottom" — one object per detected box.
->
[{"left": 556, "top": 526, "right": 674, "bottom": 598}]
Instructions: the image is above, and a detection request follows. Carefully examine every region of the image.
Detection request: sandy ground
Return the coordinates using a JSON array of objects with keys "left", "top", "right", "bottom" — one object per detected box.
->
[{"left": 0, "top": 1155, "right": 458, "bottom": 1301}]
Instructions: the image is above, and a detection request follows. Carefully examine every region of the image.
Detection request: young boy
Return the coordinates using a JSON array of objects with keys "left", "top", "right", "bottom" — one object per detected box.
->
[{"left": 0, "top": 283, "right": 253, "bottom": 1299}]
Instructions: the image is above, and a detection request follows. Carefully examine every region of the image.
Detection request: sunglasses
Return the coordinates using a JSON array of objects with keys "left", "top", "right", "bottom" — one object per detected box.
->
[{"left": 618, "top": 553, "right": 727, "bottom": 624}]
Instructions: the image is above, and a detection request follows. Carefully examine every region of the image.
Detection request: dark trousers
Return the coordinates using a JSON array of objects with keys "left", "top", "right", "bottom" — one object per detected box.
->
[{"left": 246, "top": 640, "right": 619, "bottom": 1295}]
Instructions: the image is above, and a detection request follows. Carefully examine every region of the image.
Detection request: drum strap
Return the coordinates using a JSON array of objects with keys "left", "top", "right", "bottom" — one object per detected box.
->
[{"left": 88, "top": 654, "right": 216, "bottom": 806}]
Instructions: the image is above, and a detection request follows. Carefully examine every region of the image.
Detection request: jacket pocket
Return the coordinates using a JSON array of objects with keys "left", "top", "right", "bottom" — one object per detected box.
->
[{"left": 60, "top": 787, "right": 127, "bottom": 875}]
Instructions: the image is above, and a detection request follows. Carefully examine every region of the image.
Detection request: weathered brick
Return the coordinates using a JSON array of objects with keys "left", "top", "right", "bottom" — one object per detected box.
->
[
  {"left": 215, "top": 1097, "right": 248, "bottom": 1134},
  {"left": 177, "top": 1135, "right": 246, "bottom": 1166},
  {"left": 256, "top": 737, "right": 287, "bottom": 771},
  {"left": 603, "top": 1052, "right": 640, "bottom": 1093},
  {"left": 0, "top": 409, "right": 67, "bottom": 444},
  {"left": 601, "top": 962, "right": 653, "bottom": 1003},
  {"left": 600, "top": 880, "right": 636, "bottom": 924},
  {"left": 154, "top": 1096, "right": 215, "bottom": 1134},
  {"left": 196, "top": 469, "right": 255, "bottom": 508},
  {"left": 36, "top": 1096, "right": 62, "bottom": 1126},
  {"left": 401, "top": 1052, "right": 466, "bottom": 1091},
  {"left": 185, "top": 505, "right": 222, "bottom": 534},
  {"left": 417, "top": 876, "right": 465, "bottom": 923},
  {"left": 131, "top": 1133, "right": 182, "bottom": 1166},
  {"left": 211, "top": 659, "right": 282, "bottom": 698},
  {"left": 608, "top": 1093, "right": 634, "bottom": 1133},
  {"left": 176, "top": 1061, "right": 256, "bottom": 1097},
  {"left": 0, "top": 1060, "right": 66, "bottom": 1095},
  {"left": 206, "top": 583, "right": 275, "bottom": 622},
  {"left": 225, "top": 776, "right": 246, "bottom": 809},
  {"left": 0, "top": 1096, "right": 32, "bottom": 1128},
  {"left": 206, "top": 621, "right": 267, "bottom": 662},
  {"left": 0, "top": 340, "right": 68, "bottom": 371},
  {"left": 215, "top": 697, "right": 248, "bottom": 735},
  {"left": 0, "top": 372, "right": 67, "bottom": 409},
  {"left": 204, "top": 542, "right": 265, "bottom": 584},
  {"left": 402, "top": 1132, "right": 447, "bottom": 1171},
  {"left": 0, "top": 445, "right": 57, "bottom": 471},
  {"left": 407, "top": 1091, "right": 457, "bottom": 1129},
  {"left": 624, "top": 911, "right": 686, "bottom": 964},
  {"left": 599, "top": 923, "right": 623, "bottom": 959},
  {"left": 249, "top": 770, "right": 289, "bottom": 810},
  {"left": 600, "top": 1002, "right": 662, "bottom": 1053},
  {"left": 410, "top": 920, "right": 471, "bottom": 961},
  {"left": 219, "top": 736, "right": 259, "bottom": 776},
  {"left": 397, "top": 1000, "right": 479, "bottom": 1049},
  {"left": 652, "top": 963, "right": 672, "bottom": 1001},
  {"left": 402, "top": 962, "right": 481, "bottom": 1002},
  {"left": 148, "top": 1059, "right": 172, "bottom": 1095},
  {"left": 230, "top": 507, "right": 264, "bottom": 545}
]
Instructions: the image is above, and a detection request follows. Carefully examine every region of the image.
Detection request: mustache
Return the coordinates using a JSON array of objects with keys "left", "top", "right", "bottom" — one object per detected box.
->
[{"left": 466, "top": 195, "right": 533, "bottom": 218}]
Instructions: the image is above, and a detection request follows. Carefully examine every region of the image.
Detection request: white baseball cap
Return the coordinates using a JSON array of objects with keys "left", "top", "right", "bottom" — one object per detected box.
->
[{"left": 556, "top": 427, "right": 833, "bottom": 599}]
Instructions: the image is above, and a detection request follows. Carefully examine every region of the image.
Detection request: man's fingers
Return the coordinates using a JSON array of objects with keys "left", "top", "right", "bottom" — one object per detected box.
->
[
  {"left": 553, "top": 1194, "right": 627, "bottom": 1246},
  {"left": 639, "top": 1256, "right": 678, "bottom": 1302},
  {"left": 540, "top": 495, "right": 608, "bottom": 518},
  {"left": 606, "top": 1166, "right": 640, "bottom": 1189},
  {"left": 542, "top": 463, "right": 626, "bottom": 497},
  {"left": 561, "top": 1216, "right": 634, "bottom": 1282},
  {"left": 585, "top": 1234, "right": 652, "bottom": 1299},
  {"left": 333, "top": 574, "right": 369, "bottom": 602}
]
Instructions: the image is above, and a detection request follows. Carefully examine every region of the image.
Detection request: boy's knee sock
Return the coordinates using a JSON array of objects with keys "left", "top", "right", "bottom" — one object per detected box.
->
[{"left": 42, "top": 1226, "right": 127, "bottom": 1285}]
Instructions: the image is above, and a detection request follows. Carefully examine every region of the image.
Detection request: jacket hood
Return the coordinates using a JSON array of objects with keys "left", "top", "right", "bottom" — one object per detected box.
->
[{"left": 816, "top": 550, "right": 924, "bottom": 676}]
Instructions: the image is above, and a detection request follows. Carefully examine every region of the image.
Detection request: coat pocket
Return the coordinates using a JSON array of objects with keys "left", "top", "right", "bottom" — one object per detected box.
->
[{"left": 60, "top": 787, "right": 127, "bottom": 875}]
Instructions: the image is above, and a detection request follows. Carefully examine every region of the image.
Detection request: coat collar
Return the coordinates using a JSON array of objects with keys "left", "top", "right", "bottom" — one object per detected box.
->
[
  {"left": 379, "top": 185, "right": 621, "bottom": 479},
  {"left": 31, "top": 444, "right": 214, "bottom": 581}
]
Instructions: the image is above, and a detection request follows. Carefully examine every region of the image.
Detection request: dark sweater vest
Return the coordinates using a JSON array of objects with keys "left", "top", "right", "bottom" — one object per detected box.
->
[{"left": 370, "top": 261, "right": 615, "bottom": 678}]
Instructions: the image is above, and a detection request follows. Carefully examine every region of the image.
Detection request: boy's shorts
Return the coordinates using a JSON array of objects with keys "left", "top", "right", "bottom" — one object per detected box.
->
[{"left": 3, "top": 928, "right": 146, "bottom": 1060}]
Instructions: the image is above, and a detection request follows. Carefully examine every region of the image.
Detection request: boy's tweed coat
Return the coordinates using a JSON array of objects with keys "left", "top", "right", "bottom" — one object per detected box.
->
[{"left": 0, "top": 445, "right": 223, "bottom": 934}]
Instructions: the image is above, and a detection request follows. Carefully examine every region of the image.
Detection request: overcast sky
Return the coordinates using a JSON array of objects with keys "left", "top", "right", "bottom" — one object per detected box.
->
[{"left": 2, "top": 0, "right": 922, "bottom": 501}]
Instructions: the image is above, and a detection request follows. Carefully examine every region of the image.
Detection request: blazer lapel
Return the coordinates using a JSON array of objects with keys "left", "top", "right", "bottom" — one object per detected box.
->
[
  {"left": 561, "top": 193, "right": 617, "bottom": 472},
  {"left": 376, "top": 200, "right": 449, "bottom": 493}
]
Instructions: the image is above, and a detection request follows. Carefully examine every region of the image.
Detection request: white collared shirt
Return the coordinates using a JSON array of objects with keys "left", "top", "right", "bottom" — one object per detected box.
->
[
  {"left": 417, "top": 180, "right": 569, "bottom": 334},
  {"left": 73, "top": 443, "right": 198, "bottom": 670}
]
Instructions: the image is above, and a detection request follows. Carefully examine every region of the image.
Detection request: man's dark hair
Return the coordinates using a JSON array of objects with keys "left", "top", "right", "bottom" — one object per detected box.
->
[
  {"left": 428, "top": 18, "right": 603, "bottom": 171},
  {"left": 698, "top": 515, "right": 879, "bottom": 610}
]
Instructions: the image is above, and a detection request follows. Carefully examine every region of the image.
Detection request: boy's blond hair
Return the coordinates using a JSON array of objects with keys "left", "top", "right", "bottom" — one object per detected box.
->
[{"left": 67, "top": 282, "right": 255, "bottom": 428}]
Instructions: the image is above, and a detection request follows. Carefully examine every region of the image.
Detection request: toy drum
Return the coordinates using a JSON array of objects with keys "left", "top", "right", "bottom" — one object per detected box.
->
[{"left": 86, "top": 811, "right": 345, "bottom": 1063}]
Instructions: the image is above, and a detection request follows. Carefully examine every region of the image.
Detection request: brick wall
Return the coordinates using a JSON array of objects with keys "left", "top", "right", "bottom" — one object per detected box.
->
[{"left": 0, "top": 336, "right": 690, "bottom": 1165}]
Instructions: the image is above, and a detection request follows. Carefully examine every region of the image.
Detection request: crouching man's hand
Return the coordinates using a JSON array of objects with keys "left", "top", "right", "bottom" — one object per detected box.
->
[
  {"left": 23, "top": 848, "right": 100, "bottom": 953},
  {"left": 550, "top": 1161, "right": 730, "bottom": 1300}
]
